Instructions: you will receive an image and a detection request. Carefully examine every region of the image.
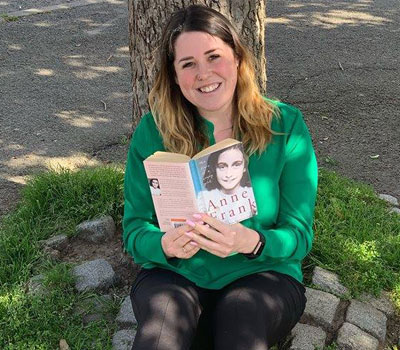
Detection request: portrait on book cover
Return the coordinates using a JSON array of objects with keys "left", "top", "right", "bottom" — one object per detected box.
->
[
  {"left": 149, "top": 178, "right": 162, "bottom": 196},
  {"left": 196, "top": 144, "right": 257, "bottom": 223}
]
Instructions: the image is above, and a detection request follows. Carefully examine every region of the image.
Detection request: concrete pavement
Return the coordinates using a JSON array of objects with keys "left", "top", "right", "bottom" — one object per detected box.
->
[{"left": 0, "top": 0, "right": 132, "bottom": 215}]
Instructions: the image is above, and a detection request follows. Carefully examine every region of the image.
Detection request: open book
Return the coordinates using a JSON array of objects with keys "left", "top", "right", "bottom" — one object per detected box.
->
[{"left": 144, "top": 138, "right": 258, "bottom": 232}]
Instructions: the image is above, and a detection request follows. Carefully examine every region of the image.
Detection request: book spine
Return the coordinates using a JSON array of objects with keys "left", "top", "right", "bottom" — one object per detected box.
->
[
  {"left": 189, "top": 160, "right": 205, "bottom": 212},
  {"left": 189, "top": 159, "right": 202, "bottom": 194}
]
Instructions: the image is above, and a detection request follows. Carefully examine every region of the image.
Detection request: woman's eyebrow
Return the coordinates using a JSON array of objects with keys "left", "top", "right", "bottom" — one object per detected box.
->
[{"left": 177, "top": 49, "right": 219, "bottom": 64}]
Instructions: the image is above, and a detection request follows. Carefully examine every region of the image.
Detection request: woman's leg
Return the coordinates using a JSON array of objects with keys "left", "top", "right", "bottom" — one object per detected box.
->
[
  {"left": 130, "top": 267, "right": 205, "bottom": 350},
  {"left": 212, "top": 271, "right": 306, "bottom": 350}
]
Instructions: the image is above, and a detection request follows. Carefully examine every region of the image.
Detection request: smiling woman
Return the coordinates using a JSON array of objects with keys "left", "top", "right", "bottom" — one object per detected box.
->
[
  {"left": 173, "top": 31, "right": 239, "bottom": 130},
  {"left": 123, "top": 4, "right": 318, "bottom": 350}
]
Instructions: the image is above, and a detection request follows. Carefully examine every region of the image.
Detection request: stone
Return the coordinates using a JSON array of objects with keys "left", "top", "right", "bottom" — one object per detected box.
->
[
  {"left": 360, "top": 291, "right": 395, "bottom": 316},
  {"left": 290, "top": 323, "right": 326, "bottom": 350},
  {"left": 43, "top": 246, "right": 62, "bottom": 261},
  {"left": 312, "top": 266, "right": 349, "bottom": 297},
  {"left": 303, "top": 287, "right": 340, "bottom": 329},
  {"left": 75, "top": 294, "right": 113, "bottom": 325},
  {"left": 112, "top": 329, "right": 136, "bottom": 350},
  {"left": 389, "top": 207, "right": 400, "bottom": 215},
  {"left": 116, "top": 296, "right": 138, "bottom": 329},
  {"left": 39, "top": 234, "right": 69, "bottom": 251},
  {"left": 378, "top": 194, "right": 399, "bottom": 206},
  {"left": 337, "top": 322, "right": 379, "bottom": 350},
  {"left": 27, "top": 274, "right": 48, "bottom": 296},
  {"left": 72, "top": 259, "right": 116, "bottom": 292},
  {"left": 345, "top": 300, "right": 387, "bottom": 342},
  {"left": 59, "top": 339, "right": 70, "bottom": 350},
  {"left": 76, "top": 215, "right": 116, "bottom": 243}
]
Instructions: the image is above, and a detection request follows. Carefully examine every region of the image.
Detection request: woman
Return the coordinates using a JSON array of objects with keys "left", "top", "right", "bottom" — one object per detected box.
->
[
  {"left": 123, "top": 4, "right": 318, "bottom": 350},
  {"left": 197, "top": 144, "right": 257, "bottom": 224}
]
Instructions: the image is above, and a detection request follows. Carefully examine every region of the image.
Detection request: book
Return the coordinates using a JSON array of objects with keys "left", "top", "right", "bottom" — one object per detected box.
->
[{"left": 143, "top": 138, "right": 258, "bottom": 232}]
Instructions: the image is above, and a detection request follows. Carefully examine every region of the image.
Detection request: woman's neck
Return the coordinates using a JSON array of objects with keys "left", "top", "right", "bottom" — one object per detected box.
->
[{"left": 198, "top": 104, "right": 234, "bottom": 135}]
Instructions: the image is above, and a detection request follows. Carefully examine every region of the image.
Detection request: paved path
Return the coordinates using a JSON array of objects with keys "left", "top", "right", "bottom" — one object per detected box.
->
[{"left": 0, "top": 0, "right": 132, "bottom": 215}]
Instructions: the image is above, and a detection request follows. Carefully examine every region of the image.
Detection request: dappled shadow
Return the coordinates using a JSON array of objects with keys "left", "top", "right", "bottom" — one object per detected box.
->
[
  {"left": 265, "top": 0, "right": 400, "bottom": 199},
  {"left": 0, "top": 1, "right": 132, "bottom": 215}
]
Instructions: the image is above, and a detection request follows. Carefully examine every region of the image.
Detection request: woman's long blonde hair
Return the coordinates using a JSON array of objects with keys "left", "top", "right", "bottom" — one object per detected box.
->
[{"left": 149, "top": 5, "right": 277, "bottom": 157}]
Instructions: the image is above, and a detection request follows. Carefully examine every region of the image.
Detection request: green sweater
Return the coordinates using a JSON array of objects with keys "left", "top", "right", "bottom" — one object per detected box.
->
[{"left": 123, "top": 101, "right": 318, "bottom": 289}]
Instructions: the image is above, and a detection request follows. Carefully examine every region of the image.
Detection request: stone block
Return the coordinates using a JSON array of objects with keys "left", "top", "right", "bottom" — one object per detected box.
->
[
  {"left": 73, "top": 259, "right": 116, "bottom": 292},
  {"left": 27, "top": 274, "right": 48, "bottom": 296},
  {"left": 290, "top": 323, "right": 326, "bottom": 350},
  {"left": 304, "top": 287, "right": 340, "bottom": 328},
  {"left": 389, "top": 207, "right": 400, "bottom": 215},
  {"left": 360, "top": 291, "right": 395, "bottom": 316},
  {"left": 116, "top": 295, "right": 138, "bottom": 329},
  {"left": 337, "top": 322, "right": 379, "bottom": 350},
  {"left": 378, "top": 194, "right": 399, "bottom": 206},
  {"left": 112, "top": 329, "right": 136, "bottom": 350},
  {"left": 39, "top": 234, "right": 69, "bottom": 251},
  {"left": 346, "top": 300, "right": 387, "bottom": 342},
  {"left": 76, "top": 215, "right": 116, "bottom": 243},
  {"left": 312, "top": 266, "right": 349, "bottom": 297},
  {"left": 75, "top": 294, "right": 113, "bottom": 325}
]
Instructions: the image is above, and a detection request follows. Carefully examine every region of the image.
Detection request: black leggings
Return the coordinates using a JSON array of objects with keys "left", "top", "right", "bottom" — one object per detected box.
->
[{"left": 130, "top": 267, "right": 306, "bottom": 350}]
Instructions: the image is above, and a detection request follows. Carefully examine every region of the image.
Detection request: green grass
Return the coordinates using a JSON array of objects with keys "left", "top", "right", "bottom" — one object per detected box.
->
[
  {"left": 0, "top": 165, "right": 399, "bottom": 349},
  {"left": 0, "top": 166, "right": 124, "bottom": 286},
  {"left": 305, "top": 169, "right": 400, "bottom": 302},
  {"left": 0, "top": 166, "right": 124, "bottom": 349},
  {"left": 1, "top": 14, "right": 19, "bottom": 22}
]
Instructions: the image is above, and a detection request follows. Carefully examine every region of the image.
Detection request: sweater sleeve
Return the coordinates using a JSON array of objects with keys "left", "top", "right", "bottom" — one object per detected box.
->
[
  {"left": 122, "top": 116, "right": 176, "bottom": 267},
  {"left": 257, "top": 108, "right": 318, "bottom": 262}
]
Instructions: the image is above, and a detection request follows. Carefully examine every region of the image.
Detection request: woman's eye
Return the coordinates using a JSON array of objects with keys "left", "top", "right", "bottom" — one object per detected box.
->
[
  {"left": 233, "top": 161, "right": 243, "bottom": 167},
  {"left": 217, "top": 164, "right": 227, "bottom": 170},
  {"left": 182, "top": 62, "right": 194, "bottom": 69},
  {"left": 209, "top": 54, "right": 220, "bottom": 61}
]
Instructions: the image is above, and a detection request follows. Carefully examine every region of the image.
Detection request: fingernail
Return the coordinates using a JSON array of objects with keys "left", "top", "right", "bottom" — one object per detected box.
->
[
  {"left": 193, "top": 213, "right": 202, "bottom": 219},
  {"left": 186, "top": 220, "right": 196, "bottom": 228},
  {"left": 189, "top": 241, "right": 198, "bottom": 246},
  {"left": 185, "top": 231, "right": 193, "bottom": 237}
]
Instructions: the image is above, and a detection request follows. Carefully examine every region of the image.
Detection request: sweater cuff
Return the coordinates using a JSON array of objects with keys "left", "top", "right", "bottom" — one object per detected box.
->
[
  {"left": 132, "top": 229, "right": 170, "bottom": 266},
  {"left": 262, "top": 228, "right": 297, "bottom": 260}
]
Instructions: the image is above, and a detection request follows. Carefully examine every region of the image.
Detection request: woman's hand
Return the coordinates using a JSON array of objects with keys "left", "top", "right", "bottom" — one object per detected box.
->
[
  {"left": 184, "top": 214, "right": 260, "bottom": 258},
  {"left": 161, "top": 224, "right": 200, "bottom": 259}
]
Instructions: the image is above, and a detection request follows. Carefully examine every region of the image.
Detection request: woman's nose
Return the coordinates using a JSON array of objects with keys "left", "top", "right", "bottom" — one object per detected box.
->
[{"left": 196, "top": 63, "right": 211, "bottom": 81}]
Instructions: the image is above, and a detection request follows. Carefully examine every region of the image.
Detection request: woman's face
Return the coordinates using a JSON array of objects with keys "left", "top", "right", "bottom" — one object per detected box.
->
[
  {"left": 173, "top": 31, "right": 239, "bottom": 120},
  {"left": 215, "top": 148, "right": 245, "bottom": 194}
]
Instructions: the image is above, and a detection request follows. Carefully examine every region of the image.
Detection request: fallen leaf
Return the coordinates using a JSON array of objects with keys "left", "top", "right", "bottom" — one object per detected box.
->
[{"left": 369, "top": 155, "right": 380, "bottom": 159}]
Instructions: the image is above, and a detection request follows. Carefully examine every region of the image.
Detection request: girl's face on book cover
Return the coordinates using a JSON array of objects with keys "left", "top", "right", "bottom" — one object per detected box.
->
[
  {"left": 216, "top": 148, "right": 245, "bottom": 194},
  {"left": 173, "top": 31, "right": 239, "bottom": 121}
]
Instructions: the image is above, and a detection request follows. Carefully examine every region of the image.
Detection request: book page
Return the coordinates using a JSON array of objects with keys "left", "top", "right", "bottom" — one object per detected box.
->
[{"left": 143, "top": 161, "right": 199, "bottom": 232}]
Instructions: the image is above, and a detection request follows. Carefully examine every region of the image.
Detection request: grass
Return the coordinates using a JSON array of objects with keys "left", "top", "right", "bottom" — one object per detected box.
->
[
  {"left": 0, "top": 166, "right": 124, "bottom": 349},
  {"left": 1, "top": 14, "right": 19, "bottom": 22},
  {"left": 305, "top": 169, "right": 400, "bottom": 301},
  {"left": 0, "top": 165, "right": 399, "bottom": 349}
]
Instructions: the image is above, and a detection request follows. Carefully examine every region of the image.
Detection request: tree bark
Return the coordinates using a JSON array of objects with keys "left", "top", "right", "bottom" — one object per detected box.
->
[{"left": 128, "top": 0, "right": 266, "bottom": 128}]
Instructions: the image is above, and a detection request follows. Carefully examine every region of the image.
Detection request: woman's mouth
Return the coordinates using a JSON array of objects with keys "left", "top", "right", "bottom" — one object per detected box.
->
[{"left": 198, "top": 83, "right": 221, "bottom": 93}]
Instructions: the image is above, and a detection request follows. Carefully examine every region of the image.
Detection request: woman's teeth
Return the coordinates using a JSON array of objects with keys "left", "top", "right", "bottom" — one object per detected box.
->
[{"left": 199, "top": 83, "right": 220, "bottom": 93}]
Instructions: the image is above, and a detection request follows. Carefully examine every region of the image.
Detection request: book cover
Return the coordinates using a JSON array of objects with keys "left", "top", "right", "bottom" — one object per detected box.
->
[{"left": 143, "top": 139, "right": 257, "bottom": 231}]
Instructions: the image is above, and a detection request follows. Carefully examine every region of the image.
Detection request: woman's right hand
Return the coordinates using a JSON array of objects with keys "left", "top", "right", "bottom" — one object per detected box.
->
[{"left": 161, "top": 224, "right": 200, "bottom": 259}]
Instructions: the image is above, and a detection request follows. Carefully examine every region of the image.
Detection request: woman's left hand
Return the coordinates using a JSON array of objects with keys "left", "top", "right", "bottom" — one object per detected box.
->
[{"left": 184, "top": 214, "right": 260, "bottom": 258}]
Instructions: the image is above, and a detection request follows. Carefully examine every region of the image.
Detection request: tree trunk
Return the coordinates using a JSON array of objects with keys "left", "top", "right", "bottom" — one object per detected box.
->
[{"left": 128, "top": 0, "right": 266, "bottom": 128}]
